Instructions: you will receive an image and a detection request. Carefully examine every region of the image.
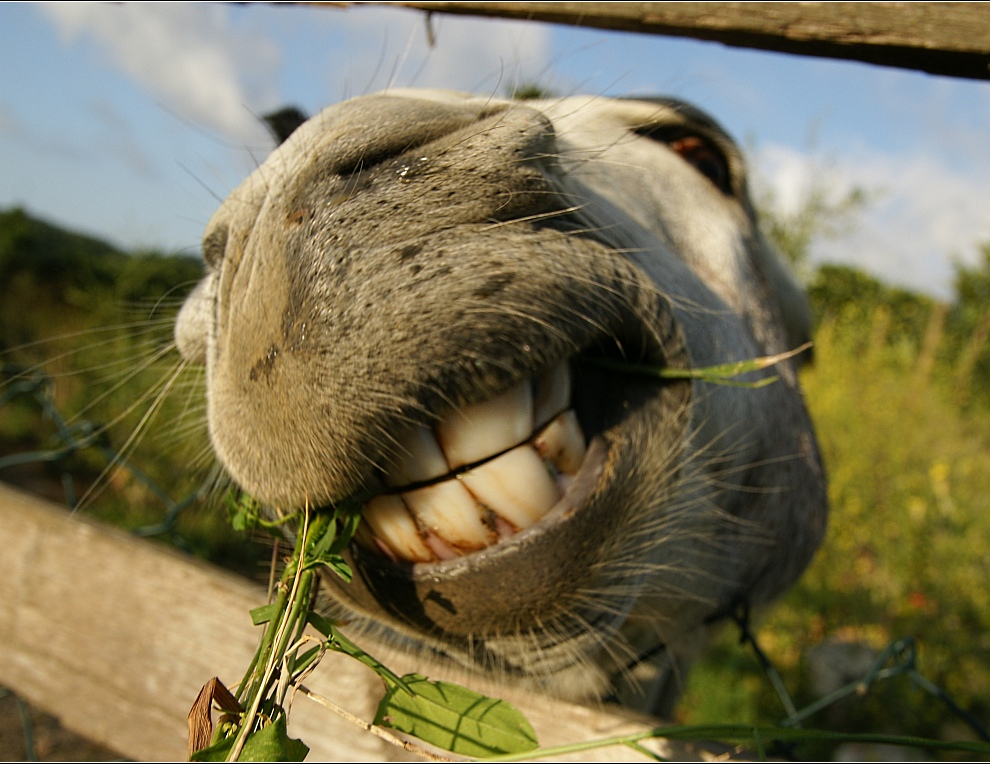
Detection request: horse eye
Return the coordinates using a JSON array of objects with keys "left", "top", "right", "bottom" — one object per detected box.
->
[
  {"left": 667, "top": 135, "right": 731, "bottom": 195},
  {"left": 634, "top": 126, "right": 733, "bottom": 196},
  {"left": 202, "top": 225, "right": 229, "bottom": 269}
]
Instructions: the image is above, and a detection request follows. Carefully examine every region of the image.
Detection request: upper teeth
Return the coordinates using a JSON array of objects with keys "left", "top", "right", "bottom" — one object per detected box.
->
[
  {"left": 358, "top": 362, "right": 587, "bottom": 563},
  {"left": 437, "top": 380, "right": 534, "bottom": 469}
]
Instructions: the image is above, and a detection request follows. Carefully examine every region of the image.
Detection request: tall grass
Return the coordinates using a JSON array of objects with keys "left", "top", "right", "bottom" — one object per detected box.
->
[{"left": 680, "top": 305, "right": 990, "bottom": 756}]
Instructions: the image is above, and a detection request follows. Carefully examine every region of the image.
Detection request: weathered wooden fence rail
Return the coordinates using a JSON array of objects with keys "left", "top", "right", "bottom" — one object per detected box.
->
[
  {"left": 374, "top": 2, "right": 990, "bottom": 80},
  {"left": 0, "top": 482, "right": 726, "bottom": 761}
]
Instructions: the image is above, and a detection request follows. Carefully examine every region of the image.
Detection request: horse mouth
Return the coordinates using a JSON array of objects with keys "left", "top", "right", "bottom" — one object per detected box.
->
[
  {"left": 329, "top": 323, "right": 687, "bottom": 640},
  {"left": 352, "top": 360, "right": 597, "bottom": 564}
]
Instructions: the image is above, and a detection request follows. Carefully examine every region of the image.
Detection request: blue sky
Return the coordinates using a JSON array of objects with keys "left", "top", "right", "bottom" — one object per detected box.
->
[{"left": 2, "top": 2, "right": 989, "bottom": 298}]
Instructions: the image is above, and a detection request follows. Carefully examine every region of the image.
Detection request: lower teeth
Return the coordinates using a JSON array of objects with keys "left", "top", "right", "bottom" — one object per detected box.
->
[{"left": 459, "top": 444, "right": 560, "bottom": 530}]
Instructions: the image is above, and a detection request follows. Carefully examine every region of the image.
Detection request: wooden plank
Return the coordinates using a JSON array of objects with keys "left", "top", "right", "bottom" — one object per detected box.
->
[
  {"left": 373, "top": 2, "right": 990, "bottom": 80},
  {"left": 0, "top": 482, "right": 731, "bottom": 761},
  {"left": 0, "top": 482, "right": 276, "bottom": 760}
]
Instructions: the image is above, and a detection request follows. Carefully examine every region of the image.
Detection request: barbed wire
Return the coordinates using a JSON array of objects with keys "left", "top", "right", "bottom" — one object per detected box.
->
[
  {"left": 0, "top": 362, "right": 204, "bottom": 543},
  {"left": 732, "top": 604, "right": 990, "bottom": 747}
]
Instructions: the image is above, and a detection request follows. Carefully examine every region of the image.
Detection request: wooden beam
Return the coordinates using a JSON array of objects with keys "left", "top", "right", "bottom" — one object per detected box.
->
[
  {"left": 375, "top": 2, "right": 990, "bottom": 80},
  {"left": 0, "top": 482, "right": 732, "bottom": 761}
]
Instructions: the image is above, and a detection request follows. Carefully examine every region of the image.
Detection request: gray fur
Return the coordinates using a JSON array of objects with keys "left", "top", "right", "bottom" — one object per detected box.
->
[{"left": 176, "top": 90, "right": 827, "bottom": 713}]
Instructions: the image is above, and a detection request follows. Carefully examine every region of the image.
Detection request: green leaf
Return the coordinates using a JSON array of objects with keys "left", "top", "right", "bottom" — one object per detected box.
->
[
  {"left": 306, "top": 611, "right": 337, "bottom": 639},
  {"left": 305, "top": 514, "right": 337, "bottom": 559},
  {"left": 249, "top": 603, "right": 276, "bottom": 626},
  {"left": 374, "top": 674, "right": 538, "bottom": 757},
  {"left": 190, "top": 717, "right": 309, "bottom": 762},
  {"left": 331, "top": 506, "right": 363, "bottom": 554},
  {"left": 189, "top": 735, "right": 235, "bottom": 762},
  {"left": 308, "top": 553, "right": 352, "bottom": 582},
  {"left": 240, "top": 716, "right": 310, "bottom": 761},
  {"left": 225, "top": 491, "right": 261, "bottom": 532}
]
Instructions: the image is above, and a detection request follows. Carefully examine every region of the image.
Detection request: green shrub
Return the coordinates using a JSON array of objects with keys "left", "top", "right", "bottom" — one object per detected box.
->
[{"left": 681, "top": 306, "right": 990, "bottom": 757}]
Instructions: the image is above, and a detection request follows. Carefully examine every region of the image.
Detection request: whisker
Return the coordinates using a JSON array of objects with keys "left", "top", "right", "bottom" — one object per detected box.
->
[
  {"left": 74, "top": 355, "right": 191, "bottom": 511},
  {"left": 66, "top": 341, "right": 181, "bottom": 427}
]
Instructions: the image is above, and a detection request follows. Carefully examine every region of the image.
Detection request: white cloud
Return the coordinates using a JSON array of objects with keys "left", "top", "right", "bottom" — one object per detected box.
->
[
  {"left": 754, "top": 143, "right": 990, "bottom": 299},
  {"left": 41, "top": 2, "right": 278, "bottom": 144},
  {"left": 40, "top": 3, "right": 551, "bottom": 139}
]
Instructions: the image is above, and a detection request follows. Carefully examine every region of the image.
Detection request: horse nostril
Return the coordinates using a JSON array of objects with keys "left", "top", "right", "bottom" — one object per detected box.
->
[{"left": 201, "top": 224, "right": 228, "bottom": 269}]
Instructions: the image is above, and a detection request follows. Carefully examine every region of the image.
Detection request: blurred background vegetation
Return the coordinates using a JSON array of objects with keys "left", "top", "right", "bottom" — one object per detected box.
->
[
  {"left": 682, "top": 180, "right": 990, "bottom": 758},
  {"left": 1, "top": 182, "right": 989, "bottom": 757},
  {"left": 0, "top": 206, "right": 267, "bottom": 576}
]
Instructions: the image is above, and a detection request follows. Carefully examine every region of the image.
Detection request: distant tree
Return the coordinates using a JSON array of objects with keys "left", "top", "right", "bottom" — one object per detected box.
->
[
  {"left": 0, "top": 206, "right": 125, "bottom": 290},
  {"left": 115, "top": 251, "right": 202, "bottom": 304},
  {"left": 951, "top": 242, "right": 990, "bottom": 325},
  {"left": 507, "top": 83, "right": 555, "bottom": 100},
  {"left": 0, "top": 207, "right": 202, "bottom": 352},
  {"left": 0, "top": 207, "right": 200, "bottom": 304},
  {"left": 946, "top": 243, "right": 990, "bottom": 402},
  {"left": 808, "top": 263, "right": 935, "bottom": 341},
  {"left": 756, "top": 178, "right": 872, "bottom": 281},
  {"left": 807, "top": 263, "right": 886, "bottom": 315}
]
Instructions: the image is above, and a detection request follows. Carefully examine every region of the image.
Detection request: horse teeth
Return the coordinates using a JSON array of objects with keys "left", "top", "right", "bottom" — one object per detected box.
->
[
  {"left": 533, "top": 410, "right": 587, "bottom": 476},
  {"left": 533, "top": 361, "right": 571, "bottom": 429},
  {"left": 422, "top": 532, "right": 460, "bottom": 561},
  {"left": 402, "top": 480, "right": 495, "bottom": 550},
  {"left": 385, "top": 425, "right": 449, "bottom": 486},
  {"left": 436, "top": 380, "right": 533, "bottom": 468},
  {"left": 353, "top": 521, "right": 391, "bottom": 557},
  {"left": 363, "top": 493, "right": 434, "bottom": 562},
  {"left": 362, "top": 369, "right": 590, "bottom": 561},
  {"left": 459, "top": 444, "right": 562, "bottom": 530}
]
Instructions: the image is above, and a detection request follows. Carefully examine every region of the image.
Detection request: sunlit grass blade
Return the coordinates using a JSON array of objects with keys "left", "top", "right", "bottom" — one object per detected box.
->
[{"left": 584, "top": 342, "right": 812, "bottom": 388}]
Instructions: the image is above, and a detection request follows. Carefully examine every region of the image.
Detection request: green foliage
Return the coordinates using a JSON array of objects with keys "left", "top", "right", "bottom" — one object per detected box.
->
[
  {"left": 952, "top": 243, "right": 990, "bottom": 313},
  {"left": 0, "top": 206, "right": 126, "bottom": 290},
  {"left": 375, "top": 674, "right": 539, "bottom": 757},
  {"left": 0, "top": 207, "right": 253, "bottom": 574},
  {"left": 0, "top": 205, "right": 201, "bottom": 321},
  {"left": 197, "top": 503, "right": 539, "bottom": 761},
  {"left": 190, "top": 717, "right": 308, "bottom": 762},
  {"left": 114, "top": 250, "right": 202, "bottom": 303},
  {"left": 508, "top": 83, "right": 555, "bottom": 100},
  {"left": 945, "top": 244, "right": 990, "bottom": 408},
  {"left": 755, "top": 170, "right": 872, "bottom": 279},
  {"left": 808, "top": 264, "right": 937, "bottom": 346},
  {"left": 226, "top": 492, "right": 267, "bottom": 533},
  {"left": 207, "top": 508, "right": 347, "bottom": 762},
  {"left": 681, "top": 297, "right": 990, "bottom": 756}
]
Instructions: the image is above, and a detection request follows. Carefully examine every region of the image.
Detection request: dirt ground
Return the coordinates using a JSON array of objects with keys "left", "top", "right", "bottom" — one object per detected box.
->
[{"left": 0, "top": 690, "right": 123, "bottom": 762}]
